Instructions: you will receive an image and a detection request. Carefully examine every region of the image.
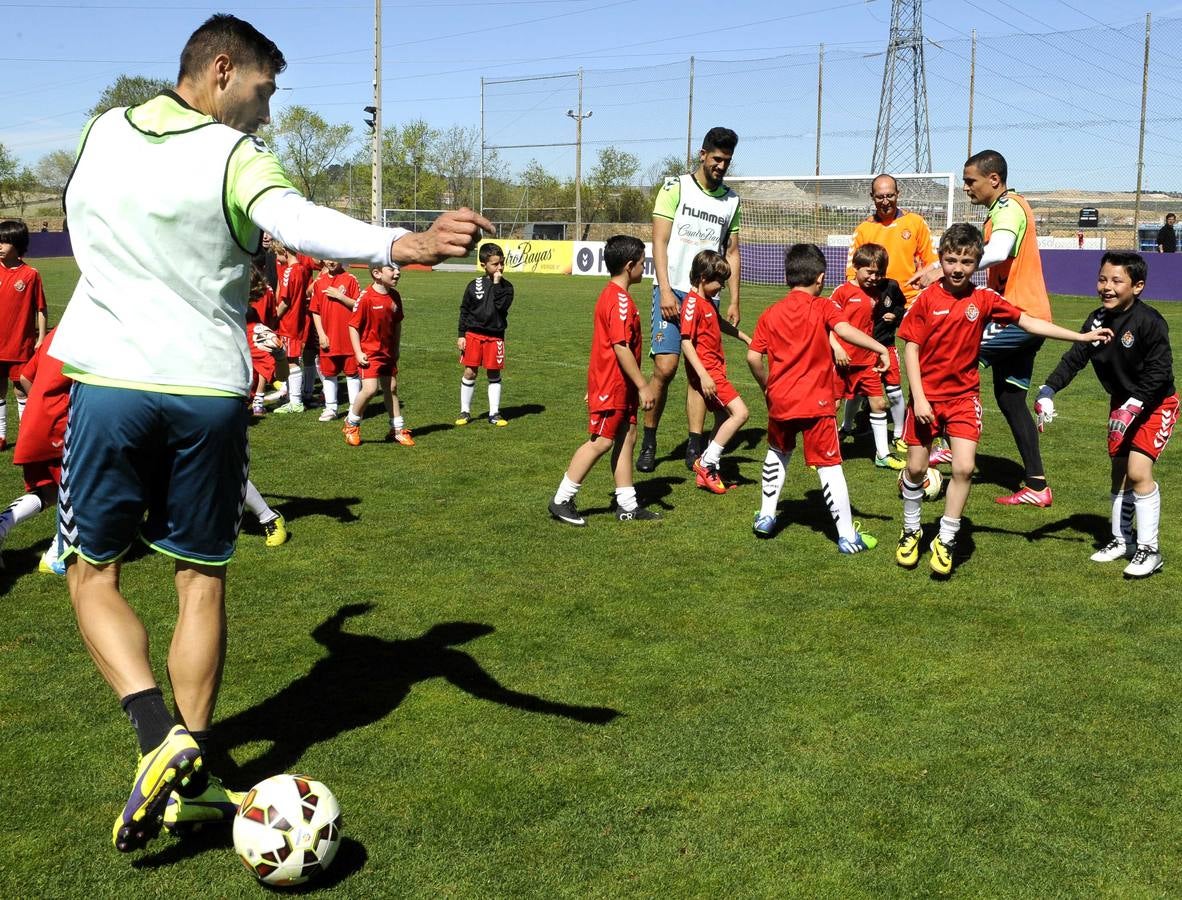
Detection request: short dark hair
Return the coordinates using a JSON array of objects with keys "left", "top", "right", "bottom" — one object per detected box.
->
[
  {"left": 1166, "top": 213, "right": 1176, "bottom": 222},
  {"left": 965, "top": 149, "right": 1007, "bottom": 183},
  {"left": 0, "top": 220, "right": 30, "bottom": 257},
  {"left": 178, "top": 14, "right": 286, "bottom": 83},
  {"left": 689, "top": 249, "right": 731, "bottom": 287},
  {"left": 702, "top": 127, "right": 738, "bottom": 154},
  {"left": 851, "top": 242, "right": 888, "bottom": 273},
  {"left": 479, "top": 242, "right": 504, "bottom": 264},
  {"left": 604, "top": 234, "right": 645, "bottom": 276},
  {"left": 784, "top": 243, "right": 826, "bottom": 288},
  {"left": 1100, "top": 251, "right": 1148, "bottom": 286},
  {"left": 938, "top": 222, "right": 984, "bottom": 259}
]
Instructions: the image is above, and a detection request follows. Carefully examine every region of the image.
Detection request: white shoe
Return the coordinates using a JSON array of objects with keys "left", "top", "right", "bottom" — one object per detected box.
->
[
  {"left": 1090, "top": 538, "right": 1132, "bottom": 563},
  {"left": 318, "top": 408, "right": 337, "bottom": 422},
  {"left": 1123, "top": 545, "right": 1163, "bottom": 578}
]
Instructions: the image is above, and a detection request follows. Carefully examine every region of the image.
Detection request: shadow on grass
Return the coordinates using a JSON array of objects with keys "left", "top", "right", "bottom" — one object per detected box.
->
[
  {"left": 969, "top": 512, "right": 1109, "bottom": 547},
  {"left": 210, "top": 603, "right": 620, "bottom": 787},
  {"left": 264, "top": 493, "right": 362, "bottom": 525},
  {"left": 754, "top": 488, "right": 893, "bottom": 542},
  {"left": 397, "top": 403, "right": 547, "bottom": 441},
  {"left": 973, "top": 452, "right": 1028, "bottom": 490}
]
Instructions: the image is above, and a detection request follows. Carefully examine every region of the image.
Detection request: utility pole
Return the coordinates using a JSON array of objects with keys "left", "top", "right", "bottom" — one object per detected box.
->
[
  {"left": 686, "top": 56, "right": 695, "bottom": 169},
  {"left": 1133, "top": 13, "right": 1151, "bottom": 250},
  {"left": 872, "top": 0, "right": 932, "bottom": 173},
  {"left": 566, "top": 68, "right": 592, "bottom": 241},
  {"left": 370, "top": 0, "right": 382, "bottom": 226},
  {"left": 966, "top": 29, "right": 976, "bottom": 159}
]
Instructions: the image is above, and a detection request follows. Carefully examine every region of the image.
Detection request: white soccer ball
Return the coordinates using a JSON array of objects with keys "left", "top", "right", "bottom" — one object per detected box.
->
[
  {"left": 233, "top": 774, "right": 341, "bottom": 888},
  {"left": 897, "top": 466, "right": 943, "bottom": 501}
]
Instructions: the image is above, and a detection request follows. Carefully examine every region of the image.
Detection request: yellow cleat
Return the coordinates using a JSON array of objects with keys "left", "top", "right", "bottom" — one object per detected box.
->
[
  {"left": 163, "top": 775, "right": 244, "bottom": 835},
  {"left": 896, "top": 528, "right": 921, "bottom": 568},
  {"left": 929, "top": 536, "right": 956, "bottom": 575},
  {"left": 263, "top": 513, "right": 288, "bottom": 548},
  {"left": 112, "top": 725, "right": 204, "bottom": 852}
]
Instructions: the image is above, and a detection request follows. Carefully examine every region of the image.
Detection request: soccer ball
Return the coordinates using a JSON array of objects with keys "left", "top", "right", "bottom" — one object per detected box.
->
[
  {"left": 897, "top": 466, "right": 943, "bottom": 501},
  {"left": 233, "top": 774, "right": 341, "bottom": 887}
]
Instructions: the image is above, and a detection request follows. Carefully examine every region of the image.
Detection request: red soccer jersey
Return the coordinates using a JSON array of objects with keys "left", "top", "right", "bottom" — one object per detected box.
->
[
  {"left": 0, "top": 261, "right": 47, "bottom": 363},
  {"left": 830, "top": 281, "right": 878, "bottom": 367},
  {"left": 749, "top": 289, "right": 843, "bottom": 420},
  {"left": 679, "top": 291, "right": 728, "bottom": 380},
  {"left": 251, "top": 286, "right": 278, "bottom": 329},
  {"left": 897, "top": 281, "right": 1022, "bottom": 401},
  {"left": 276, "top": 259, "right": 313, "bottom": 341},
  {"left": 310, "top": 271, "right": 361, "bottom": 354},
  {"left": 587, "top": 281, "right": 642, "bottom": 411},
  {"left": 13, "top": 328, "right": 69, "bottom": 465},
  {"left": 349, "top": 286, "right": 403, "bottom": 361}
]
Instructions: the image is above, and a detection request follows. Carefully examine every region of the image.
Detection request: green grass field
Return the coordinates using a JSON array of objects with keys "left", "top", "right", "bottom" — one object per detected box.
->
[{"left": 2, "top": 258, "right": 1181, "bottom": 897}]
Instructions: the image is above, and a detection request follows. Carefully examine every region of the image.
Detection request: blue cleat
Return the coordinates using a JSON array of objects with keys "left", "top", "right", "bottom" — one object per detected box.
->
[{"left": 752, "top": 513, "right": 776, "bottom": 538}]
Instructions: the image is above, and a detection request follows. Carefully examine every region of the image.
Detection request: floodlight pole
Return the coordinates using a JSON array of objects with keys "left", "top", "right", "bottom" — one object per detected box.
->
[
  {"left": 1133, "top": 13, "right": 1151, "bottom": 249},
  {"left": 566, "top": 68, "right": 591, "bottom": 241},
  {"left": 370, "top": 0, "right": 382, "bottom": 226}
]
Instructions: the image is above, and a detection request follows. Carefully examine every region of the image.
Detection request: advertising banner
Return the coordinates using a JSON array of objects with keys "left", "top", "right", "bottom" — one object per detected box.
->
[
  {"left": 571, "top": 241, "right": 655, "bottom": 278},
  {"left": 477, "top": 239, "right": 572, "bottom": 275}
]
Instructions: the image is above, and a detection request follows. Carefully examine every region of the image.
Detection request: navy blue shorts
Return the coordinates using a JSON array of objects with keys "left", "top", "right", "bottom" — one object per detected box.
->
[
  {"left": 60, "top": 383, "right": 249, "bottom": 565},
  {"left": 650, "top": 286, "right": 691, "bottom": 356},
  {"left": 978, "top": 323, "right": 1045, "bottom": 392}
]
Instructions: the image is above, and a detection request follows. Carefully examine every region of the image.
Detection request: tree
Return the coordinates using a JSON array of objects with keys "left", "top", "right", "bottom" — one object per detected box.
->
[
  {"left": 644, "top": 153, "right": 687, "bottom": 188},
  {"left": 267, "top": 106, "right": 353, "bottom": 203},
  {"left": 586, "top": 147, "right": 642, "bottom": 223},
  {"left": 0, "top": 142, "right": 18, "bottom": 207},
  {"left": 36, "top": 149, "right": 75, "bottom": 194},
  {"left": 380, "top": 120, "right": 443, "bottom": 212},
  {"left": 8, "top": 168, "right": 39, "bottom": 216},
  {"left": 432, "top": 125, "right": 480, "bottom": 209},
  {"left": 88, "top": 75, "right": 173, "bottom": 117}
]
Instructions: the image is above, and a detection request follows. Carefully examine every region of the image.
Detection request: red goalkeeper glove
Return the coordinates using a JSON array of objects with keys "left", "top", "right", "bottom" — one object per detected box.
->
[{"left": 1107, "top": 402, "right": 1141, "bottom": 454}]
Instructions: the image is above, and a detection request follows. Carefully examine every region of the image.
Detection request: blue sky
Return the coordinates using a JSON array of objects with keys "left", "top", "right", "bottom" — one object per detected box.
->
[{"left": 4, "top": 0, "right": 1182, "bottom": 190}]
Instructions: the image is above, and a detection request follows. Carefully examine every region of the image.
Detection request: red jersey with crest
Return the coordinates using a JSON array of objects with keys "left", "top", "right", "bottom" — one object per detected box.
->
[
  {"left": 750, "top": 289, "right": 843, "bottom": 420},
  {"left": 310, "top": 271, "right": 361, "bottom": 353},
  {"left": 349, "top": 286, "right": 403, "bottom": 361},
  {"left": 588, "top": 281, "right": 642, "bottom": 411},
  {"left": 830, "top": 281, "right": 879, "bottom": 367},
  {"left": 276, "top": 258, "right": 314, "bottom": 341},
  {"left": 0, "top": 261, "right": 47, "bottom": 362},
  {"left": 897, "top": 281, "right": 1022, "bottom": 401},
  {"left": 13, "top": 328, "right": 69, "bottom": 464},
  {"left": 679, "top": 291, "right": 728, "bottom": 379}
]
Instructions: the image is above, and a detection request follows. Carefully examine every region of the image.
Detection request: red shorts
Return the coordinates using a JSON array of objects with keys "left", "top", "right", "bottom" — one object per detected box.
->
[
  {"left": 835, "top": 365, "right": 883, "bottom": 400},
  {"left": 687, "top": 369, "right": 739, "bottom": 412},
  {"left": 252, "top": 355, "right": 277, "bottom": 385},
  {"left": 882, "top": 345, "right": 901, "bottom": 387},
  {"left": 22, "top": 459, "right": 61, "bottom": 492},
  {"left": 462, "top": 333, "right": 505, "bottom": 371},
  {"left": 767, "top": 416, "right": 842, "bottom": 468},
  {"left": 319, "top": 353, "right": 359, "bottom": 377},
  {"left": 279, "top": 335, "right": 304, "bottom": 359},
  {"left": 903, "top": 394, "right": 983, "bottom": 446},
  {"left": 1115, "top": 393, "right": 1179, "bottom": 461},
  {"left": 359, "top": 357, "right": 397, "bottom": 378},
  {"left": 588, "top": 407, "right": 637, "bottom": 441}
]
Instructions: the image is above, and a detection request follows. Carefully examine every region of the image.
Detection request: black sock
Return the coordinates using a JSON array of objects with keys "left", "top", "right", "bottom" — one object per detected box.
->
[
  {"left": 1025, "top": 475, "right": 1047, "bottom": 491},
  {"left": 642, "top": 426, "right": 657, "bottom": 448},
  {"left": 687, "top": 432, "right": 704, "bottom": 456},
  {"left": 996, "top": 387, "right": 1045, "bottom": 485},
  {"left": 121, "top": 688, "right": 176, "bottom": 755},
  {"left": 189, "top": 729, "right": 211, "bottom": 759}
]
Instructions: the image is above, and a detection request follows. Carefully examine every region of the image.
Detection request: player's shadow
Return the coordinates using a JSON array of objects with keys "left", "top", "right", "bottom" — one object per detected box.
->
[
  {"left": 264, "top": 493, "right": 362, "bottom": 525},
  {"left": 208, "top": 603, "right": 620, "bottom": 787},
  {"left": 972, "top": 452, "right": 1028, "bottom": 490},
  {"left": 402, "top": 404, "right": 547, "bottom": 440},
  {"left": 759, "top": 489, "right": 891, "bottom": 540},
  {"left": 583, "top": 475, "right": 685, "bottom": 517},
  {"left": 968, "top": 512, "right": 1110, "bottom": 547}
]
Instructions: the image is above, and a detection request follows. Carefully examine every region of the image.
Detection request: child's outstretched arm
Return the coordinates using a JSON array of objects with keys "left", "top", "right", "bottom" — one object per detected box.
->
[
  {"left": 718, "top": 319, "right": 751, "bottom": 346},
  {"left": 833, "top": 322, "right": 889, "bottom": 372},
  {"left": 1017, "top": 312, "right": 1112, "bottom": 347}
]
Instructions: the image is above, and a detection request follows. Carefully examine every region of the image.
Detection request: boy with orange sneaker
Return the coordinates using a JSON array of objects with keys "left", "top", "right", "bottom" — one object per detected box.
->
[
  {"left": 679, "top": 249, "right": 751, "bottom": 494},
  {"left": 342, "top": 264, "right": 411, "bottom": 446}
]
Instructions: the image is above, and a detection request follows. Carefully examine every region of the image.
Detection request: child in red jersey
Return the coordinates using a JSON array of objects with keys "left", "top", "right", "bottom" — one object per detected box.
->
[
  {"left": 342, "top": 264, "right": 411, "bottom": 446},
  {"left": 896, "top": 223, "right": 1112, "bottom": 576},
  {"left": 310, "top": 259, "right": 362, "bottom": 422},
  {"left": 679, "top": 249, "right": 751, "bottom": 494},
  {"left": 0, "top": 327, "right": 68, "bottom": 573},
  {"left": 549, "top": 235, "right": 659, "bottom": 526},
  {"left": 746, "top": 243, "right": 890, "bottom": 553},
  {"left": 273, "top": 244, "right": 315, "bottom": 413},
  {"left": 0, "top": 221, "right": 48, "bottom": 450},
  {"left": 830, "top": 242, "right": 905, "bottom": 471}
]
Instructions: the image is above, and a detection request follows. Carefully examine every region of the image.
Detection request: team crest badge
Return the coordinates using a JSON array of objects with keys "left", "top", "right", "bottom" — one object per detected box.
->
[
  {"left": 13, "top": 279, "right": 24, "bottom": 292},
  {"left": 1121, "top": 330, "right": 1135, "bottom": 348},
  {"left": 902, "top": 229, "right": 912, "bottom": 240},
  {"left": 882, "top": 297, "right": 892, "bottom": 308},
  {"left": 965, "top": 303, "right": 979, "bottom": 322}
]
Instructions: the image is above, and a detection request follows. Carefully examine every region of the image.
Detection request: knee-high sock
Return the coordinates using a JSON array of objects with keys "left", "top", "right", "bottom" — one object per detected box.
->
[
  {"left": 817, "top": 464, "right": 855, "bottom": 542},
  {"left": 242, "top": 480, "right": 278, "bottom": 525},
  {"left": 460, "top": 377, "right": 476, "bottom": 414},
  {"left": 996, "top": 386, "right": 1045, "bottom": 485},
  {"left": 901, "top": 475, "right": 924, "bottom": 532},
  {"left": 0, "top": 492, "right": 43, "bottom": 538},
  {"left": 841, "top": 397, "right": 863, "bottom": 432},
  {"left": 886, "top": 384, "right": 906, "bottom": 438},
  {"left": 760, "top": 448, "right": 790, "bottom": 519},
  {"left": 346, "top": 374, "right": 361, "bottom": 406},
  {"left": 870, "top": 411, "right": 889, "bottom": 458},
  {"left": 287, "top": 364, "right": 304, "bottom": 402},
  {"left": 1112, "top": 489, "right": 1136, "bottom": 544},
  {"left": 487, "top": 374, "right": 502, "bottom": 416},
  {"left": 323, "top": 376, "right": 339, "bottom": 408},
  {"left": 1134, "top": 483, "right": 1161, "bottom": 550},
  {"left": 0, "top": 399, "right": 7, "bottom": 440},
  {"left": 15, "top": 396, "right": 25, "bottom": 421}
]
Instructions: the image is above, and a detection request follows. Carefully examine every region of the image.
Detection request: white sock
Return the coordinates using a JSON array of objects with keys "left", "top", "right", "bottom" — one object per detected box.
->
[
  {"left": 817, "top": 464, "right": 855, "bottom": 542},
  {"left": 393, "top": 415, "right": 404, "bottom": 432},
  {"left": 938, "top": 515, "right": 962, "bottom": 544},
  {"left": 886, "top": 385, "right": 906, "bottom": 438},
  {"left": 15, "top": 397, "right": 25, "bottom": 421},
  {"left": 700, "top": 440, "right": 724, "bottom": 469},
  {"left": 288, "top": 365, "right": 304, "bottom": 402},
  {"left": 554, "top": 475, "right": 580, "bottom": 504},
  {"left": 1112, "top": 490, "right": 1136, "bottom": 545},
  {"left": 0, "top": 492, "right": 43, "bottom": 538},
  {"left": 870, "top": 411, "right": 889, "bottom": 459},
  {"left": 346, "top": 375, "right": 361, "bottom": 406},
  {"left": 841, "top": 397, "right": 862, "bottom": 432},
  {"left": 253, "top": 391, "right": 264, "bottom": 408},
  {"left": 1134, "top": 483, "right": 1161, "bottom": 550},
  {"left": 0, "top": 399, "right": 7, "bottom": 440},
  {"left": 346, "top": 412, "right": 362, "bottom": 426},
  {"left": 242, "top": 480, "right": 277, "bottom": 524},
  {"left": 488, "top": 378, "right": 502, "bottom": 416},
  {"left": 323, "top": 376, "right": 338, "bottom": 408},
  {"left": 460, "top": 377, "right": 476, "bottom": 414},
  {"left": 615, "top": 485, "right": 638, "bottom": 512},
  {"left": 760, "top": 448, "right": 790, "bottom": 519},
  {"left": 43, "top": 521, "right": 62, "bottom": 565},
  {"left": 901, "top": 475, "right": 924, "bottom": 532}
]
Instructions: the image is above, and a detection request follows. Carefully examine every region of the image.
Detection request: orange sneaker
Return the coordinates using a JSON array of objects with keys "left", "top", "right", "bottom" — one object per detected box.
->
[
  {"left": 386, "top": 428, "right": 415, "bottom": 446},
  {"left": 692, "top": 459, "right": 727, "bottom": 495},
  {"left": 343, "top": 423, "right": 361, "bottom": 446}
]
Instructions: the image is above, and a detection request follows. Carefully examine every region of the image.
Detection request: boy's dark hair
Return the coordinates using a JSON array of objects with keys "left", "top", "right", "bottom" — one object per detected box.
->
[
  {"left": 1100, "top": 250, "right": 1148, "bottom": 286},
  {"left": 248, "top": 264, "right": 269, "bottom": 299},
  {"left": 938, "top": 222, "right": 984, "bottom": 259},
  {"left": 702, "top": 127, "right": 738, "bottom": 154},
  {"left": 965, "top": 149, "right": 1007, "bottom": 183},
  {"left": 0, "top": 220, "right": 30, "bottom": 257},
  {"left": 784, "top": 243, "right": 826, "bottom": 288},
  {"left": 178, "top": 14, "right": 287, "bottom": 83},
  {"left": 689, "top": 249, "right": 731, "bottom": 287},
  {"left": 604, "top": 235, "right": 645, "bottom": 276},
  {"left": 851, "top": 242, "right": 888, "bottom": 273},
  {"left": 479, "top": 242, "right": 504, "bottom": 264}
]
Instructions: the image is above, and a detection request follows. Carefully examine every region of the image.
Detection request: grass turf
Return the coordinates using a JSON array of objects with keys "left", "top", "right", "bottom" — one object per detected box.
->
[{"left": 1, "top": 258, "right": 1180, "bottom": 896}]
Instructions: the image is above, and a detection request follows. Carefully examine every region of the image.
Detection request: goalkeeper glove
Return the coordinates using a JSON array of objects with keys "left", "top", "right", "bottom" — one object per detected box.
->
[
  {"left": 1034, "top": 385, "right": 1056, "bottom": 432},
  {"left": 1107, "top": 398, "right": 1143, "bottom": 454}
]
